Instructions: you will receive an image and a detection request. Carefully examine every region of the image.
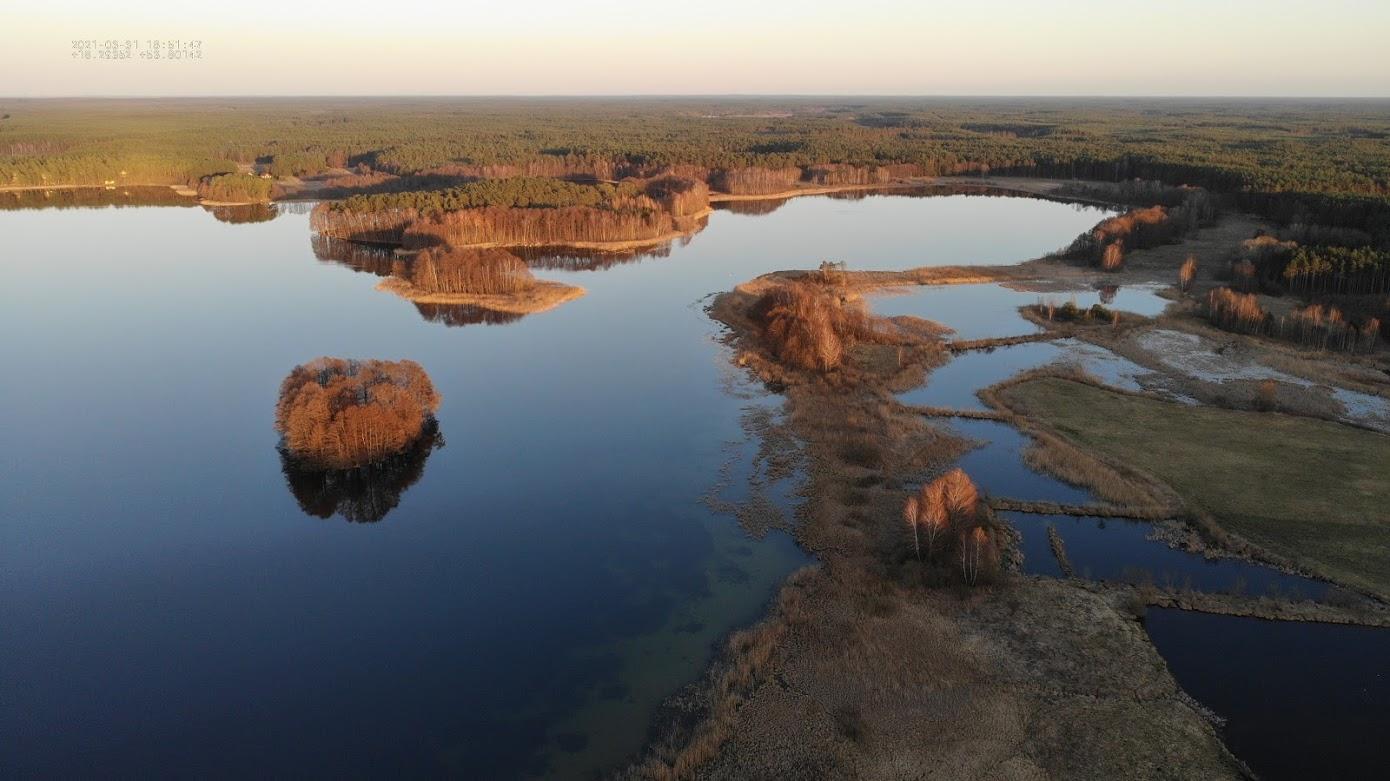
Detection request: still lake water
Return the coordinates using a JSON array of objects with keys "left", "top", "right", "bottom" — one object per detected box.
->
[
  {"left": 1147, "top": 609, "right": 1390, "bottom": 781},
  {"left": 0, "top": 190, "right": 1111, "bottom": 778}
]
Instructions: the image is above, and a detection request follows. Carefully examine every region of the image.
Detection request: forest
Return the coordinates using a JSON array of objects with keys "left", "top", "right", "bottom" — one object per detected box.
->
[
  {"left": 312, "top": 175, "right": 710, "bottom": 247},
  {"left": 3, "top": 97, "right": 1387, "bottom": 243}
]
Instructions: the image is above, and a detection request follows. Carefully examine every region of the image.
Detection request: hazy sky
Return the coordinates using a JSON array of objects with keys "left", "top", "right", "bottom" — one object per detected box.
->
[{"left": 5, "top": 0, "right": 1387, "bottom": 96}]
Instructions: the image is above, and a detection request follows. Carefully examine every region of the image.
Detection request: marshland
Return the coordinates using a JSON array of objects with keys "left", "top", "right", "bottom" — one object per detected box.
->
[{"left": 3, "top": 98, "right": 1390, "bottom": 781}]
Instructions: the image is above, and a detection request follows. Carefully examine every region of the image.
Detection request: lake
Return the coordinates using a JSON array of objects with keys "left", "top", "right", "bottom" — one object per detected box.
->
[{"left": 0, "top": 188, "right": 1111, "bottom": 778}]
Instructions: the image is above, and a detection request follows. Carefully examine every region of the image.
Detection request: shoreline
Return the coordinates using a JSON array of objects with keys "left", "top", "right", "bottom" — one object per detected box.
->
[
  {"left": 375, "top": 276, "right": 586, "bottom": 315},
  {"left": 625, "top": 202, "right": 1389, "bottom": 777},
  {"left": 623, "top": 276, "right": 1246, "bottom": 777},
  {"left": 706, "top": 181, "right": 921, "bottom": 202},
  {"left": 0, "top": 182, "right": 272, "bottom": 208}
]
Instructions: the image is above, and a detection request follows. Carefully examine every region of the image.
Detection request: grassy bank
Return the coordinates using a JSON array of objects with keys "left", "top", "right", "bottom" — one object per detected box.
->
[{"left": 997, "top": 377, "right": 1390, "bottom": 598}]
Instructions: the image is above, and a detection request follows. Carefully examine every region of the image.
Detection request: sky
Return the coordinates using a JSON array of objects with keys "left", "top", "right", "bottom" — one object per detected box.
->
[{"left": 3, "top": 0, "right": 1387, "bottom": 97}]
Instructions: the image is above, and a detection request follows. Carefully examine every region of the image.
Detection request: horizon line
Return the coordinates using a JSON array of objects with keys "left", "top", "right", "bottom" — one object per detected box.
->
[{"left": 3, "top": 93, "right": 1389, "bottom": 101}]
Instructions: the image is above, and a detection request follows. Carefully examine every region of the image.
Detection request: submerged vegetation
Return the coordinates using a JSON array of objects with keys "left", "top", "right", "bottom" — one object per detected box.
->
[{"left": 275, "top": 357, "right": 441, "bottom": 470}]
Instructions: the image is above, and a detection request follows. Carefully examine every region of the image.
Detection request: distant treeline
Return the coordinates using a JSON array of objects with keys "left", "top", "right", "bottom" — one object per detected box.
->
[{"left": 3, "top": 98, "right": 1387, "bottom": 240}]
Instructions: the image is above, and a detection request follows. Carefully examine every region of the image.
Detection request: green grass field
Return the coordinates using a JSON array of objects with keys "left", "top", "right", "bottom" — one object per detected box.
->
[{"left": 1000, "top": 377, "right": 1390, "bottom": 597}]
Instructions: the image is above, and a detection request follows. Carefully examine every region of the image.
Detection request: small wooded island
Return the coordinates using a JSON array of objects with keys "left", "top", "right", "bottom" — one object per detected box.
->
[{"left": 274, "top": 357, "right": 443, "bottom": 522}]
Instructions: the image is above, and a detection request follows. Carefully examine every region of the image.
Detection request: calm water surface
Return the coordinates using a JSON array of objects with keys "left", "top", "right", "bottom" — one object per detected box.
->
[
  {"left": 1146, "top": 609, "right": 1390, "bottom": 781},
  {"left": 0, "top": 190, "right": 1110, "bottom": 778}
]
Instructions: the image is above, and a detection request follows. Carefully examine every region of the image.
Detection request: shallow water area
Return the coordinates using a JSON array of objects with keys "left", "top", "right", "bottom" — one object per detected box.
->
[{"left": 870, "top": 281, "right": 1169, "bottom": 342}]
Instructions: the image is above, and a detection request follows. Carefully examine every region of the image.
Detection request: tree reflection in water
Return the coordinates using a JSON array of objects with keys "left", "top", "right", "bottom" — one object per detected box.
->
[
  {"left": 412, "top": 302, "right": 525, "bottom": 327},
  {"left": 206, "top": 203, "right": 279, "bottom": 224},
  {"left": 280, "top": 422, "right": 444, "bottom": 523}
]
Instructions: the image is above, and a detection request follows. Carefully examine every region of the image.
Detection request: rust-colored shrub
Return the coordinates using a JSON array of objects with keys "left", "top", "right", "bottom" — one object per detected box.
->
[
  {"left": 408, "top": 247, "right": 534, "bottom": 295},
  {"left": 747, "top": 282, "right": 875, "bottom": 371},
  {"left": 275, "top": 357, "right": 441, "bottom": 470},
  {"left": 1205, "top": 287, "right": 1268, "bottom": 334},
  {"left": 1179, "top": 254, "right": 1198, "bottom": 292},
  {"left": 1100, "top": 240, "right": 1125, "bottom": 271}
]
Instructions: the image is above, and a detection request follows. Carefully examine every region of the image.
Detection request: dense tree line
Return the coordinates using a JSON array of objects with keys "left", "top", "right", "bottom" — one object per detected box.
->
[
  {"left": 332, "top": 176, "right": 647, "bottom": 214},
  {"left": 1205, "top": 288, "right": 1382, "bottom": 352},
  {"left": 313, "top": 176, "right": 710, "bottom": 247},
  {"left": 275, "top": 357, "right": 441, "bottom": 470},
  {"left": 1235, "top": 235, "right": 1390, "bottom": 295},
  {"left": 4, "top": 98, "right": 1387, "bottom": 241},
  {"left": 407, "top": 247, "right": 534, "bottom": 295}
]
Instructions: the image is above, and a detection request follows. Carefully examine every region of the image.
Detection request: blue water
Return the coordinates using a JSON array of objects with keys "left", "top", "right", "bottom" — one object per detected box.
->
[
  {"left": 0, "top": 189, "right": 1111, "bottom": 778},
  {"left": 1006, "top": 512, "right": 1329, "bottom": 599},
  {"left": 946, "top": 418, "right": 1094, "bottom": 505},
  {"left": 1146, "top": 609, "right": 1390, "bottom": 781},
  {"left": 870, "top": 282, "right": 1168, "bottom": 342},
  {"left": 900, "top": 341, "right": 1067, "bottom": 410}
]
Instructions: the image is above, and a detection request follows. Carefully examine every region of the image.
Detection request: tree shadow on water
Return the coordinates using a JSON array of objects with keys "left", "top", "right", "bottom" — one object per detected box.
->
[{"left": 279, "top": 422, "right": 444, "bottom": 523}]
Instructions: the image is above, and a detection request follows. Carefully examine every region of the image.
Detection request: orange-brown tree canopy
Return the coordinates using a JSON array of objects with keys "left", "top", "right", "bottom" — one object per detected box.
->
[
  {"left": 408, "top": 247, "right": 534, "bottom": 295},
  {"left": 748, "top": 281, "right": 875, "bottom": 371},
  {"left": 275, "top": 357, "right": 441, "bottom": 470}
]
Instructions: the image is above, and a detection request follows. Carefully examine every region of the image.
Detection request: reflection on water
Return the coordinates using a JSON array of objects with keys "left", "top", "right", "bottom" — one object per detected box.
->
[
  {"left": 902, "top": 341, "right": 1067, "bottom": 410},
  {"left": 1146, "top": 609, "right": 1390, "bottom": 781},
  {"left": 413, "top": 302, "right": 526, "bottom": 327},
  {"left": 312, "top": 235, "right": 532, "bottom": 327},
  {"left": 514, "top": 235, "right": 686, "bottom": 272},
  {"left": 312, "top": 233, "right": 397, "bottom": 276},
  {"left": 281, "top": 424, "right": 444, "bottom": 523},
  {"left": 715, "top": 197, "right": 790, "bottom": 216},
  {"left": 206, "top": 203, "right": 279, "bottom": 224},
  {"left": 0, "top": 189, "right": 1112, "bottom": 778},
  {"left": 871, "top": 281, "right": 1169, "bottom": 342},
  {"left": 0, "top": 185, "right": 197, "bottom": 210},
  {"left": 946, "top": 418, "right": 1093, "bottom": 505}
]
